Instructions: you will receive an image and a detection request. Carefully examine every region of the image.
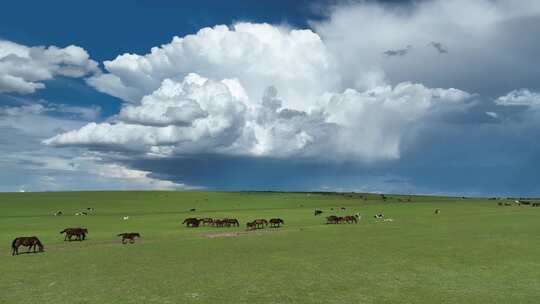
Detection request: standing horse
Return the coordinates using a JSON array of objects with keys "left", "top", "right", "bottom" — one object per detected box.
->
[
  {"left": 224, "top": 218, "right": 239, "bottom": 227},
  {"left": 252, "top": 219, "right": 268, "bottom": 229},
  {"left": 269, "top": 218, "right": 284, "bottom": 228},
  {"left": 200, "top": 218, "right": 214, "bottom": 226},
  {"left": 344, "top": 215, "right": 358, "bottom": 224},
  {"left": 12, "top": 236, "right": 44, "bottom": 256},
  {"left": 326, "top": 215, "right": 338, "bottom": 224},
  {"left": 117, "top": 233, "right": 140, "bottom": 244},
  {"left": 60, "top": 228, "right": 88, "bottom": 241}
]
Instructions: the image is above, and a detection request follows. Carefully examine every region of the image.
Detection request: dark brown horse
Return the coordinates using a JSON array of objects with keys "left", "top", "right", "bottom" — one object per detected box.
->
[
  {"left": 117, "top": 233, "right": 140, "bottom": 244},
  {"left": 269, "top": 218, "right": 284, "bottom": 228},
  {"left": 224, "top": 218, "right": 239, "bottom": 227},
  {"left": 344, "top": 215, "right": 358, "bottom": 224},
  {"left": 60, "top": 228, "right": 88, "bottom": 241},
  {"left": 246, "top": 221, "right": 256, "bottom": 230},
  {"left": 200, "top": 218, "right": 214, "bottom": 226},
  {"left": 12, "top": 236, "right": 44, "bottom": 256},
  {"left": 326, "top": 215, "right": 339, "bottom": 224},
  {"left": 182, "top": 218, "right": 200, "bottom": 227}
]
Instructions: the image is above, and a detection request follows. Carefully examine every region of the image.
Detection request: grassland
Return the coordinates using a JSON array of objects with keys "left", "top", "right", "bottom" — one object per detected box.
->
[{"left": 1, "top": 191, "right": 539, "bottom": 303}]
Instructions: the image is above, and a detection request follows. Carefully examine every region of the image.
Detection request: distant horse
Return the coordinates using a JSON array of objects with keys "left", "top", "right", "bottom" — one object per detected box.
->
[
  {"left": 117, "top": 233, "right": 140, "bottom": 244},
  {"left": 224, "top": 218, "right": 239, "bottom": 227},
  {"left": 12, "top": 236, "right": 44, "bottom": 256},
  {"left": 60, "top": 228, "right": 88, "bottom": 241},
  {"left": 374, "top": 213, "right": 384, "bottom": 219},
  {"left": 269, "top": 218, "right": 284, "bottom": 228},
  {"left": 182, "top": 218, "right": 200, "bottom": 227},
  {"left": 53, "top": 211, "right": 63, "bottom": 216},
  {"left": 246, "top": 221, "right": 256, "bottom": 230},
  {"left": 434, "top": 209, "right": 441, "bottom": 215},
  {"left": 314, "top": 210, "right": 323, "bottom": 216},
  {"left": 252, "top": 219, "right": 268, "bottom": 229},
  {"left": 326, "top": 215, "right": 339, "bottom": 224},
  {"left": 200, "top": 218, "right": 214, "bottom": 226},
  {"left": 344, "top": 215, "right": 358, "bottom": 224}
]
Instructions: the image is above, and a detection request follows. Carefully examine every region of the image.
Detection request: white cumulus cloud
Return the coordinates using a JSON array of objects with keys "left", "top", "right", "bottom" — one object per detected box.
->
[
  {"left": 495, "top": 89, "right": 540, "bottom": 106},
  {"left": 0, "top": 40, "right": 98, "bottom": 94}
]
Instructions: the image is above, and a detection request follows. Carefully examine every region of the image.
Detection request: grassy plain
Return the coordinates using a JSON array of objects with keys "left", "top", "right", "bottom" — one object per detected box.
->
[{"left": 1, "top": 191, "right": 539, "bottom": 303}]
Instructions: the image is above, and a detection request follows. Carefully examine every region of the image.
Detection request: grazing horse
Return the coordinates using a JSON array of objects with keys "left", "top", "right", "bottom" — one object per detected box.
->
[
  {"left": 314, "top": 210, "right": 323, "bottom": 216},
  {"left": 117, "top": 233, "right": 140, "bottom": 244},
  {"left": 434, "top": 209, "right": 441, "bottom": 215},
  {"left": 269, "top": 218, "right": 284, "bottom": 228},
  {"left": 60, "top": 228, "right": 88, "bottom": 241},
  {"left": 12, "top": 236, "right": 44, "bottom": 256},
  {"left": 246, "top": 221, "right": 256, "bottom": 230},
  {"left": 326, "top": 215, "right": 339, "bottom": 224},
  {"left": 182, "top": 218, "right": 200, "bottom": 227},
  {"left": 200, "top": 218, "right": 214, "bottom": 226},
  {"left": 252, "top": 219, "right": 268, "bottom": 229},
  {"left": 224, "top": 218, "right": 239, "bottom": 227}
]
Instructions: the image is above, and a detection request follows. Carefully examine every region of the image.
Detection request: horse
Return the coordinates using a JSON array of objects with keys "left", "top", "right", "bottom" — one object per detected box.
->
[
  {"left": 344, "top": 215, "right": 357, "bottom": 224},
  {"left": 246, "top": 221, "right": 256, "bottom": 230},
  {"left": 200, "top": 218, "right": 214, "bottom": 226},
  {"left": 374, "top": 213, "right": 384, "bottom": 219},
  {"left": 224, "top": 218, "right": 239, "bottom": 227},
  {"left": 12, "top": 236, "right": 44, "bottom": 256},
  {"left": 252, "top": 219, "right": 268, "bottom": 229},
  {"left": 117, "top": 233, "right": 140, "bottom": 244},
  {"left": 326, "top": 215, "right": 339, "bottom": 224},
  {"left": 269, "top": 218, "right": 284, "bottom": 228},
  {"left": 60, "top": 228, "right": 88, "bottom": 241},
  {"left": 182, "top": 218, "right": 200, "bottom": 227},
  {"left": 314, "top": 210, "right": 323, "bottom": 216},
  {"left": 434, "top": 209, "right": 441, "bottom": 215}
]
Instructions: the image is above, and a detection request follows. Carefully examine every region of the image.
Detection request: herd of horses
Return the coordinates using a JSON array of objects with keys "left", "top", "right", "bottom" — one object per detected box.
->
[
  {"left": 11, "top": 227, "right": 140, "bottom": 256},
  {"left": 182, "top": 217, "right": 285, "bottom": 230}
]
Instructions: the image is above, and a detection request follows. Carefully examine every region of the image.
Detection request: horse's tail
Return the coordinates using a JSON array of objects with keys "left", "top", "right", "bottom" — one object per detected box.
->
[{"left": 11, "top": 238, "right": 18, "bottom": 250}]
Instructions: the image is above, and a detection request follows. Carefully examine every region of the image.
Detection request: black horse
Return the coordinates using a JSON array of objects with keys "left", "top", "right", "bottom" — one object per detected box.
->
[
  {"left": 269, "top": 218, "right": 284, "bottom": 228},
  {"left": 12, "top": 236, "right": 44, "bottom": 256}
]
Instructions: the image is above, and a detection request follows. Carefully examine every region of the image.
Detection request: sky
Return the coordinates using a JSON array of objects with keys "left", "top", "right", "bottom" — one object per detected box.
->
[{"left": 1, "top": 0, "right": 539, "bottom": 196}]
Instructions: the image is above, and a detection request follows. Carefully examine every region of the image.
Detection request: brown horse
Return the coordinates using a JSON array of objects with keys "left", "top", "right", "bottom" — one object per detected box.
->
[
  {"left": 60, "top": 228, "right": 88, "bottom": 241},
  {"left": 182, "top": 218, "right": 200, "bottom": 227},
  {"left": 117, "top": 233, "right": 140, "bottom": 244},
  {"left": 252, "top": 219, "right": 268, "bottom": 229},
  {"left": 269, "top": 218, "right": 284, "bottom": 228},
  {"left": 12, "top": 236, "right": 44, "bottom": 256}
]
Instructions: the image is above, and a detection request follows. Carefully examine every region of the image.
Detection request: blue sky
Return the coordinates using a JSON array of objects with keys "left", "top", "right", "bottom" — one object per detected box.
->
[{"left": 1, "top": 0, "right": 539, "bottom": 195}]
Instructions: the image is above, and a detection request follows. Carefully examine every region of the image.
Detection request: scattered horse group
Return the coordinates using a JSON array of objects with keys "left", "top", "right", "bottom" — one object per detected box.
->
[
  {"left": 182, "top": 217, "right": 240, "bottom": 228},
  {"left": 326, "top": 215, "right": 358, "bottom": 224}
]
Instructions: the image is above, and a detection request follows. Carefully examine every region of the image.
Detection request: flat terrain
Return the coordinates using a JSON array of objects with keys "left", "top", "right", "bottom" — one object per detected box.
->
[{"left": 1, "top": 191, "right": 539, "bottom": 303}]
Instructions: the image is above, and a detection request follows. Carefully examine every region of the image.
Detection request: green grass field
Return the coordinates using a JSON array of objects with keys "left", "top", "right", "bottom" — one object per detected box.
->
[{"left": 1, "top": 191, "right": 539, "bottom": 303}]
